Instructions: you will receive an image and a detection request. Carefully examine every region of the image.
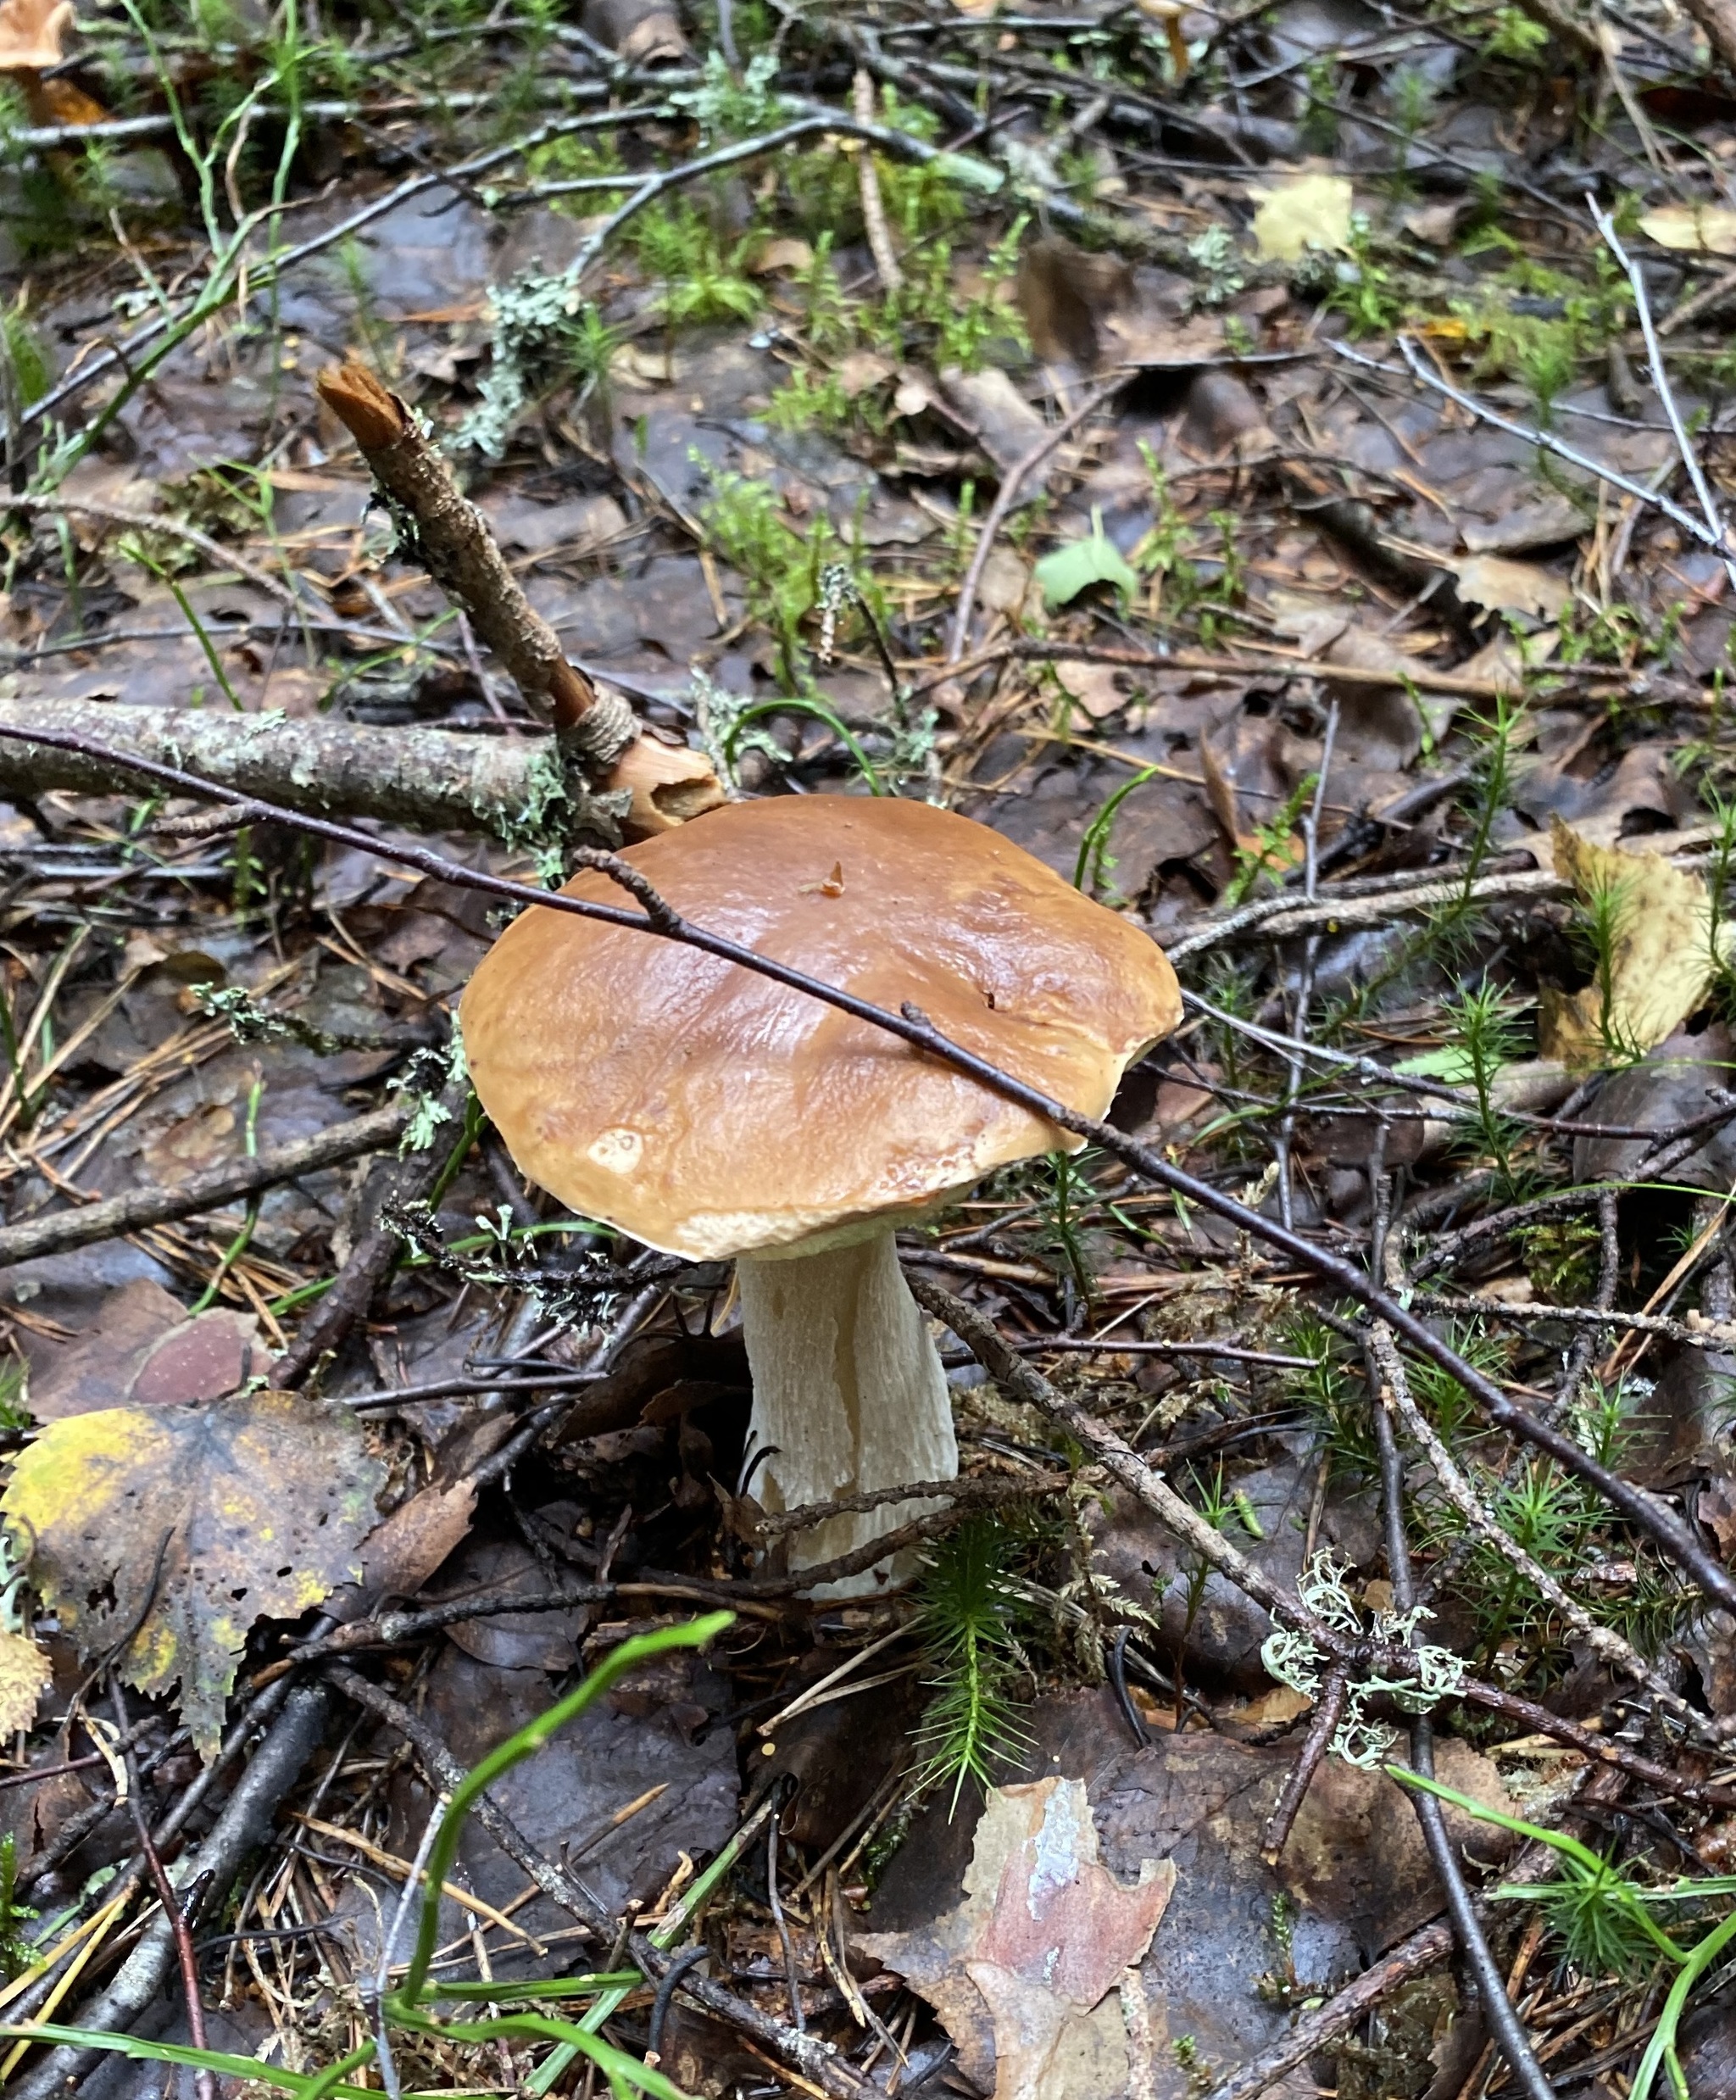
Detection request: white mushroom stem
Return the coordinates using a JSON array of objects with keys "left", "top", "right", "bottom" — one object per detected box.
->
[{"left": 736, "top": 1229, "right": 959, "bottom": 1595}]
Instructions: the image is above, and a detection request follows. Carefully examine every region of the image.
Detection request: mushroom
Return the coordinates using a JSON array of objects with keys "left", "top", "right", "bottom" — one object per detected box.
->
[{"left": 461, "top": 796, "right": 1179, "bottom": 1591}]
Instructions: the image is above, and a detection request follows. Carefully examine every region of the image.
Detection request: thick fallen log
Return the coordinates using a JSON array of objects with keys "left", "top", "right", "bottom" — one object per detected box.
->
[{"left": 0, "top": 697, "right": 609, "bottom": 840}]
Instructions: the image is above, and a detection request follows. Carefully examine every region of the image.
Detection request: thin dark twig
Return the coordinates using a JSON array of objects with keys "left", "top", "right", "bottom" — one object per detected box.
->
[
  {"left": 1371, "top": 1379, "right": 1556, "bottom": 2100},
  {"left": 648, "top": 1944, "right": 710, "bottom": 2064},
  {"left": 111, "top": 1685, "right": 216, "bottom": 2100},
  {"left": 1260, "top": 1668, "right": 1347, "bottom": 1867},
  {"left": 1107, "top": 1627, "right": 1148, "bottom": 1747},
  {"left": 0, "top": 715, "right": 1727, "bottom": 1613}
]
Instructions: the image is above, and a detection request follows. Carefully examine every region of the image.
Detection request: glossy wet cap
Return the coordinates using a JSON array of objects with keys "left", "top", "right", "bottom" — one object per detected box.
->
[{"left": 461, "top": 796, "right": 1181, "bottom": 1260}]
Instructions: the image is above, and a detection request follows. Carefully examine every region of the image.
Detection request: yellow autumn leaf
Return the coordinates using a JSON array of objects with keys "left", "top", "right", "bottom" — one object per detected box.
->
[
  {"left": 0, "top": 1627, "right": 51, "bottom": 1737},
  {"left": 1639, "top": 202, "right": 1736, "bottom": 256},
  {"left": 1249, "top": 172, "right": 1353, "bottom": 263},
  {"left": 2, "top": 1389, "right": 384, "bottom": 1759},
  {"left": 1537, "top": 816, "right": 1728, "bottom": 1067}
]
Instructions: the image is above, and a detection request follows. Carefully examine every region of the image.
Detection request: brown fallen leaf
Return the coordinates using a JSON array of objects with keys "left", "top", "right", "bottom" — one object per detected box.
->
[
  {"left": 748, "top": 235, "right": 815, "bottom": 278},
  {"left": 0, "top": 0, "right": 105, "bottom": 124},
  {"left": 325, "top": 1477, "right": 480, "bottom": 1628},
  {"left": 29, "top": 1278, "right": 265, "bottom": 1422},
  {"left": 3, "top": 1389, "right": 385, "bottom": 1758},
  {"left": 1015, "top": 235, "right": 1133, "bottom": 368},
  {"left": 861, "top": 1777, "right": 1175, "bottom": 2100},
  {"left": 1538, "top": 816, "right": 1728, "bottom": 1067},
  {"left": 1447, "top": 552, "right": 1572, "bottom": 621},
  {"left": 580, "top": 0, "right": 689, "bottom": 64}
]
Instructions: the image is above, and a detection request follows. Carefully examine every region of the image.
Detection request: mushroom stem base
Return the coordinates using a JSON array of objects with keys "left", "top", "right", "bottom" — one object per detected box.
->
[{"left": 737, "top": 1230, "right": 958, "bottom": 1596}]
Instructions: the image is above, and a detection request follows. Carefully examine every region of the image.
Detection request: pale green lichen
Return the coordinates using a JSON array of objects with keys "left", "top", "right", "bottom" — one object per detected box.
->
[{"left": 1261, "top": 1552, "right": 1466, "bottom": 1769}]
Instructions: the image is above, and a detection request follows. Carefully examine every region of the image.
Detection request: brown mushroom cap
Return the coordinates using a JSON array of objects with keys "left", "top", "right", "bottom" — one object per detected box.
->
[{"left": 462, "top": 796, "right": 1180, "bottom": 1261}]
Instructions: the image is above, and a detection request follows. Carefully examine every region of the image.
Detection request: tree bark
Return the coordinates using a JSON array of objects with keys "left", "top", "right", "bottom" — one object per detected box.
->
[{"left": 0, "top": 697, "right": 588, "bottom": 839}]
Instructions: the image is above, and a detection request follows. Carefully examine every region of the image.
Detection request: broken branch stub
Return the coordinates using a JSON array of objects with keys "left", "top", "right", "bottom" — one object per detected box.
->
[{"left": 315, "top": 359, "right": 723, "bottom": 838}]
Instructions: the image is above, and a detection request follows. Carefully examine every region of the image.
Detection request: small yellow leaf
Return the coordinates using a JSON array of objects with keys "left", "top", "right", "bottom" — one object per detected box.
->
[
  {"left": 1249, "top": 172, "right": 1353, "bottom": 263},
  {"left": 0, "top": 1629, "right": 50, "bottom": 1738},
  {"left": 1537, "top": 817, "right": 1726, "bottom": 1067},
  {"left": 1639, "top": 202, "right": 1736, "bottom": 256}
]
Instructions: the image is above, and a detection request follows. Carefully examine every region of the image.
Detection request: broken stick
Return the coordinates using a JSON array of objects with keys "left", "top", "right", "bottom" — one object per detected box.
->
[{"left": 315, "top": 359, "right": 723, "bottom": 838}]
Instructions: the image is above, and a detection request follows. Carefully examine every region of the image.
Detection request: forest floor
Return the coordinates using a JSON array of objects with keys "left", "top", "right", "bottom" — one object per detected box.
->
[{"left": 1, "top": 0, "right": 1736, "bottom": 2095}]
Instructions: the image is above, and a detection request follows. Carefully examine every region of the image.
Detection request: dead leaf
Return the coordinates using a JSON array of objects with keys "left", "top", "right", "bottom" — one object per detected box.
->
[
  {"left": 1249, "top": 170, "right": 1354, "bottom": 261},
  {"left": 1701, "top": 1477, "right": 1736, "bottom": 1557},
  {"left": 1099, "top": 309, "right": 1227, "bottom": 369},
  {"left": 1198, "top": 729, "right": 1254, "bottom": 852},
  {"left": 834, "top": 350, "right": 895, "bottom": 398},
  {"left": 1538, "top": 816, "right": 1728, "bottom": 1066},
  {"left": 749, "top": 235, "right": 815, "bottom": 277},
  {"left": 1449, "top": 553, "right": 1572, "bottom": 621},
  {"left": 327, "top": 1478, "right": 479, "bottom": 1624},
  {"left": 0, "top": 1628, "right": 51, "bottom": 1736},
  {"left": 1640, "top": 201, "right": 1736, "bottom": 255},
  {"left": 29, "top": 1279, "right": 265, "bottom": 1421},
  {"left": 863, "top": 1777, "right": 1175, "bottom": 2100},
  {"left": 1016, "top": 236, "right": 1133, "bottom": 367},
  {"left": 1053, "top": 660, "right": 1127, "bottom": 720},
  {"left": 3, "top": 1389, "right": 385, "bottom": 1758},
  {"left": 581, "top": 0, "right": 688, "bottom": 61},
  {"left": 937, "top": 367, "right": 1050, "bottom": 487},
  {"left": 0, "top": 0, "right": 104, "bottom": 122},
  {"left": 0, "top": 0, "right": 70, "bottom": 71},
  {"left": 977, "top": 546, "right": 1031, "bottom": 615},
  {"left": 143, "top": 1100, "right": 237, "bottom": 1178}
]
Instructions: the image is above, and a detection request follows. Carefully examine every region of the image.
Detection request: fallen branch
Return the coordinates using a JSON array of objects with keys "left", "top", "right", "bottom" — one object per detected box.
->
[
  {"left": 0, "top": 698, "right": 589, "bottom": 841},
  {"left": 0, "top": 1103, "right": 408, "bottom": 1273},
  {"left": 315, "top": 360, "right": 722, "bottom": 841}
]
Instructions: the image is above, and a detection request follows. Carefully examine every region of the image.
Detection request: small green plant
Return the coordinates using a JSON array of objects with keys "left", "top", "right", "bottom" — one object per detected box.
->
[
  {"left": 694, "top": 463, "right": 871, "bottom": 687},
  {"left": 1394, "top": 1767, "right": 1736, "bottom": 2100},
  {"left": 795, "top": 233, "right": 854, "bottom": 353},
  {"left": 1299, "top": 55, "right": 1340, "bottom": 152},
  {"left": 1575, "top": 865, "right": 1644, "bottom": 1066},
  {"left": 1387, "top": 68, "right": 1435, "bottom": 201},
  {"left": 1285, "top": 1311, "right": 1373, "bottom": 1480},
  {"left": 0, "top": 1359, "right": 26, "bottom": 1435},
  {"left": 1032, "top": 1146, "right": 1103, "bottom": 1302},
  {"left": 1075, "top": 764, "right": 1162, "bottom": 900},
  {"left": 1326, "top": 214, "right": 1404, "bottom": 335},
  {"left": 1415, "top": 695, "right": 1524, "bottom": 969},
  {"left": 915, "top": 1517, "right": 1033, "bottom": 1811},
  {"left": 764, "top": 365, "right": 854, "bottom": 437},
  {"left": 1035, "top": 509, "right": 1139, "bottom": 611},
  {"left": 1517, "top": 1213, "right": 1603, "bottom": 1300},
  {"left": 0, "top": 1836, "right": 36, "bottom": 1981},
  {"left": 1438, "top": 978, "right": 1530, "bottom": 1187},
  {"left": 1405, "top": 1319, "right": 1506, "bottom": 1448},
  {"left": 634, "top": 203, "right": 761, "bottom": 326},
  {"left": 1222, "top": 773, "right": 1316, "bottom": 907},
  {"left": 1484, "top": 5, "right": 1551, "bottom": 61}
]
